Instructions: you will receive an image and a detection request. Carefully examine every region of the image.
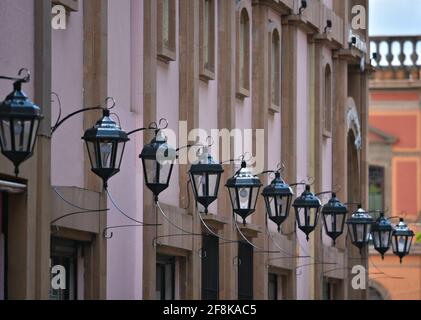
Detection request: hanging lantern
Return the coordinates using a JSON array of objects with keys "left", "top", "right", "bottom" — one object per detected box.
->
[
  {"left": 140, "top": 129, "right": 176, "bottom": 201},
  {"left": 371, "top": 212, "right": 393, "bottom": 260},
  {"left": 226, "top": 161, "right": 262, "bottom": 225},
  {"left": 346, "top": 205, "right": 373, "bottom": 252},
  {"left": 189, "top": 147, "right": 224, "bottom": 214},
  {"left": 292, "top": 185, "right": 321, "bottom": 241},
  {"left": 261, "top": 172, "right": 293, "bottom": 232},
  {"left": 392, "top": 218, "right": 414, "bottom": 264},
  {"left": 321, "top": 193, "right": 348, "bottom": 245},
  {"left": 0, "top": 79, "right": 43, "bottom": 176},
  {"left": 82, "top": 109, "right": 129, "bottom": 189}
]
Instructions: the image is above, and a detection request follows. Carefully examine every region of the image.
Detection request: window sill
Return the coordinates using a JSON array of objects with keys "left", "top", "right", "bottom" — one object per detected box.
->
[
  {"left": 157, "top": 47, "right": 176, "bottom": 64},
  {"left": 269, "top": 104, "right": 280, "bottom": 114},
  {"left": 199, "top": 67, "right": 216, "bottom": 82},
  {"left": 236, "top": 87, "right": 250, "bottom": 100},
  {"left": 323, "top": 129, "right": 332, "bottom": 139}
]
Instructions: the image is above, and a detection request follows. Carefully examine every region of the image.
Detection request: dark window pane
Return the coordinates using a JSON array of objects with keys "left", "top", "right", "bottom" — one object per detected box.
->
[
  {"left": 238, "top": 242, "right": 253, "bottom": 300},
  {"left": 202, "top": 235, "right": 219, "bottom": 300},
  {"left": 268, "top": 274, "right": 277, "bottom": 300}
]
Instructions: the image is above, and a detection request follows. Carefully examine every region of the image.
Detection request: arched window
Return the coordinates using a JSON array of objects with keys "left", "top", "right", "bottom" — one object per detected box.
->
[
  {"left": 236, "top": 7, "right": 250, "bottom": 98},
  {"left": 270, "top": 29, "right": 281, "bottom": 112},
  {"left": 323, "top": 65, "right": 332, "bottom": 136}
]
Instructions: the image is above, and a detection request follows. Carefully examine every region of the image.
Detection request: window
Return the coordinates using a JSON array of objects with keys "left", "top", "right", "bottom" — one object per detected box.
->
[
  {"left": 199, "top": 0, "right": 216, "bottom": 81},
  {"left": 202, "top": 235, "right": 219, "bottom": 300},
  {"left": 369, "top": 166, "right": 385, "bottom": 212},
  {"left": 49, "top": 238, "right": 81, "bottom": 300},
  {"left": 0, "top": 193, "right": 6, "bottom": 300},
  {"left": 236, "top": 7, "right": 250, "bottom": 98},
  {"left": 323, "top": 65, "right": 332, "bottom": 137},
  {"left": 156, "top": 255, "right": 175, "bottom": 300},
  {"left": 269, "top": 28, "right": 281, "bottom": 112},
  {"left": 238, "top": 242, "right": 253, "bottom": 300},
  {"left": 157, "top": 0, "right": 176, "bottom": 62},
  {"left": 323, "top": 278, "right": 342, "bottom": 300},
  {"left": 268, "top": 274, "right": 278, "bottom": 300}
]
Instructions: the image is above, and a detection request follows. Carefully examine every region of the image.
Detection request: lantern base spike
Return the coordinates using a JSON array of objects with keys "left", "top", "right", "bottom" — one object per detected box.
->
[
  {"left": 14, "top": 166, "right": 19, "bottom": 177},
  {"left": 277, "top": 225, "right": 281, "bottom": 233},
  {"left": 306, "top": 235, "right": 309, "bottom": 241}
]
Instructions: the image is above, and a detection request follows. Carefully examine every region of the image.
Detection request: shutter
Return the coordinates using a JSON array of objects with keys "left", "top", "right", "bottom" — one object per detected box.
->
[
  {"left": 238, "top": 241, "right": 253, "bottom": 300},
  {"left": 202, "top": 235, "right": 219, "bottom": 300}
]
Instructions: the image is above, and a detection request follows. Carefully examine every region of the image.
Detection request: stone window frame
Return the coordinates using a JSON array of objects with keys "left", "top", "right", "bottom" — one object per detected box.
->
[
  {"left": 235, "top": 3, "right": 251, "bottom": 99},
  {"left": 199, "top": 0, "right": 216, "bottom": 81},
  {"left": 268, "top": 22, "right": 281, "bottom": 113},
  {"left": 157, "top": 0, "right": 177, "bottom": 63},
  {"left": 323, "top": 63, "right": 333, "bottom": 138}
]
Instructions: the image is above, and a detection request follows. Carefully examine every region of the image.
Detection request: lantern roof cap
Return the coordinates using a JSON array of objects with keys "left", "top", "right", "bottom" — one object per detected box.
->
[
  {"left": 189, "top": 147, "right": 223, "bottom": 174},
  {"left": 292, "top": 185, "right": 321, "bottom": 208},
  {"left": 346, "top": 205, "right": 373, "bottom": 224},
  {"left": 393, "top": 218, "right": 414, "bottom": 237},
  {"left": 262, "top": 172, "right": 293, "bottom": 197},
  {"left": 0, "top": 86, "right": 43, "bottom": 119},
  {"left": 321, "top": 193, "right": 348, "bottom": 214},
  {"left": 82, "top": 109, "right": 129, "bottom": 142},
  {"left": 371, "top": 213, "right": 393, "bottom": 232},
  {"left": 225, "top": 161, "right": 262, "bottom": 188}
]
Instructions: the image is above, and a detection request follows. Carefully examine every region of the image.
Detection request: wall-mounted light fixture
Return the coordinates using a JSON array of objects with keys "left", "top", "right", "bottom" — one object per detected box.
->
[{"left": 0, "top": 68, "right": 43, "bottom": 176}]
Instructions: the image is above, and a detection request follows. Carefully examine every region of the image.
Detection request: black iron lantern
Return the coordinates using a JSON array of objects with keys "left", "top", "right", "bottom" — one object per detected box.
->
[
  {"left": 321, "top": 193, "right": 348, "bottom": 245},
  {"left": 392, "top": 218, "right": 414, "bottom": 264},
  {"left": 292, "top": 185, "right": 322, "bottom": 241},
  {"left": 226, "top": 161, "right": 262, "bottom": 225},
  {"left": 262, "top": 172, "right": 293, "bottom": 232},
  {"left": 189, "top": 147, "right": 224, "bottom": 214},
  {"left": 371, "top": 212, "right": 393, "bottom": 260},
  {"left": 0, "top": 75, "right": 43, "bottom": 176},
  {"left": 346, "top": 205, "right": 373, "bottom": 252},
  {"left": 140, "top": 129, "right": 176, "bottom": 201},
  {"left": 82, "top": 109, "right": 129, "bottom": 189}
]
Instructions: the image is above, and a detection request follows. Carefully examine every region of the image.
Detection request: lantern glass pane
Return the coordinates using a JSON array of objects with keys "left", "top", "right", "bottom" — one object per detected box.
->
[
  {"left": 406, "top": 236, "right": 413, "bottom": 252},
  {"left": 265, "top": 197, "right": 274, "bottom": 217},
  {"left": 193, "top": 174, "right": 206, "bottom": 197},
  {"left": 250, "top": 187, "right": 259, "bottom": 210},
  {"left": 239, "top": 187, "right": 251, "bottom": 209},
  {"left": 275, "top": 195, "right": 289, "bottom": 218},
  {"left": 356, "top": 224, "right": 365, "bottom": 242},
  {"left": 86, "top": 141, "right": 98, "bottom": 169},
  {"left": 229, "top": 187, "right": 239, "bottom": 210},
  {"left": 382, "top": 231, "right": 391, "bottom": 248},
  {"left": 297, "top": 207, "right": 318, "bottom": 228},
  {"left": 372, "top": 231, "right": 381, "bottom": 248},
  {"left": 324, "top": 213, "right": 332, "bottom": 233},
  {"left": 115, "top": 142, "right": 126, "bottom": 169},
  {"left": 29, "top": 119, "right": 39, "bottom": 152},
  {"left": 11, "top": 119, "right": 31, "bottom": 152},
  {"left": 208, "top": 173, "right": 219, "bottom": 197},
  {"left": 159, "top": 162, "right": 172, "bottom": 184},
  {"left": 100, "top": 142, "right": 113, "bottom": 168},
  {"left": 0, "top": 119, "right": 12, "bottom": 151},
  {"left": 144, "top": 159, "right": 158, "bottom": 184}
]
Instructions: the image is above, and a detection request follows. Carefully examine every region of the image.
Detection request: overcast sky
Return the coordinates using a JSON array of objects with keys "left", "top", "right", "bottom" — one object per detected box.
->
[{"left": 369, "top": 0, "right": 421, "bottom": 36}]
